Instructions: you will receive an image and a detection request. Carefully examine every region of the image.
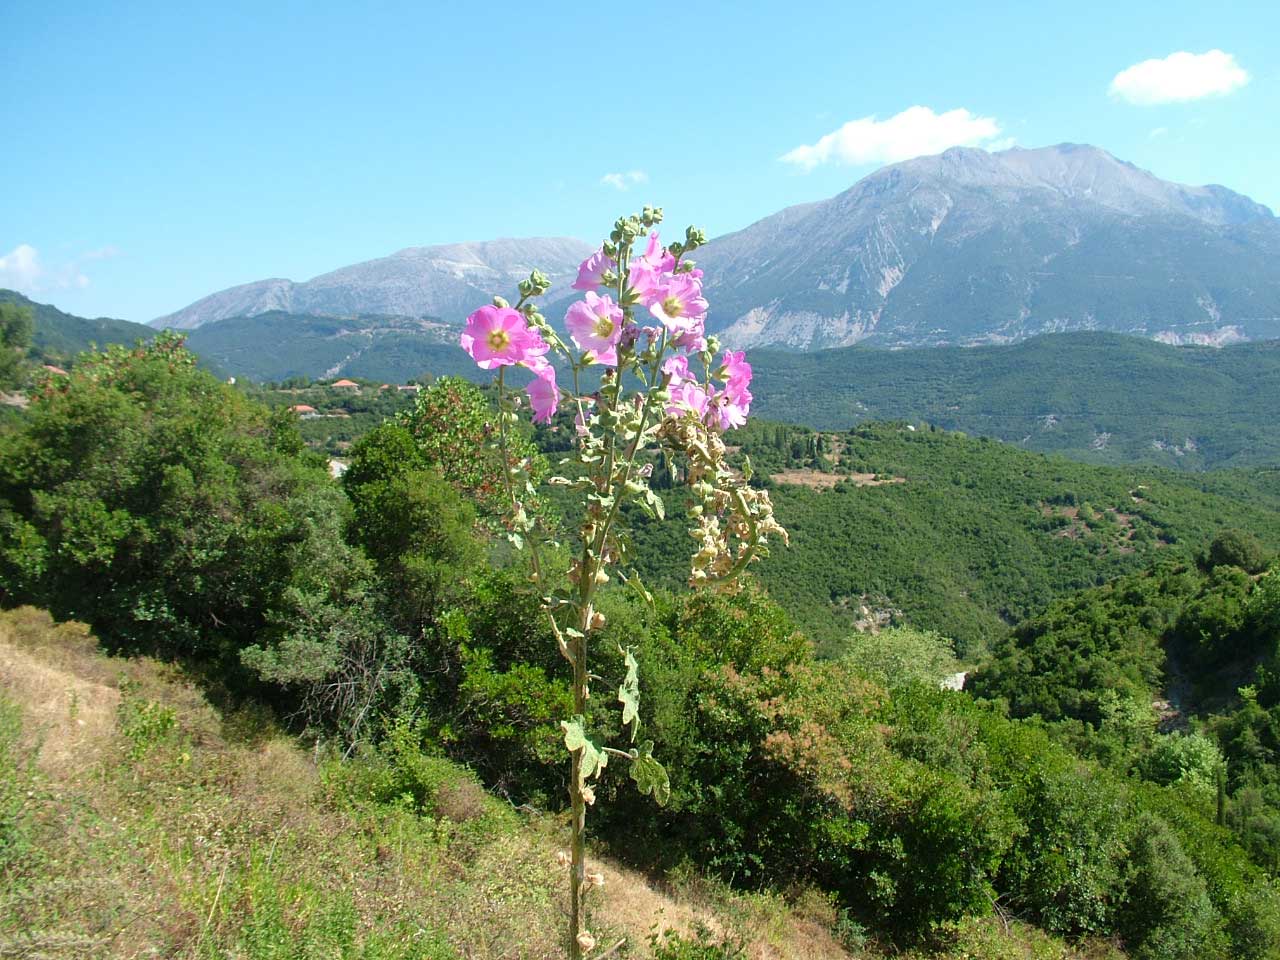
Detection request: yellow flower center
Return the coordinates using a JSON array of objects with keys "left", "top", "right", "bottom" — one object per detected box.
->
[
  {"left": 661, "top": 296, "right": 684, "bottom": 318},
  {"left": 592, "top": 313, "right": 615, "bottom": 339},
  {"left": 486, "top": 328, "right": 511, "bottom": 352}
]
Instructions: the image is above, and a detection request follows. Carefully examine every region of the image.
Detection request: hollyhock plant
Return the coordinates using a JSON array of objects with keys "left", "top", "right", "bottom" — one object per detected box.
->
[
  {"left": 526, "top": 361, "right": 560, "bottom": 424},
  {"left": 719, "top": 349, "right": 752, "bottom": 398},
  {"left": 649, "top": 272, "right": 708, "bottom": 336},
  {"left": 456, "top": 206, "right": 785, "bottom": 960},
  {"left": 572, "top": 247, "right": 614, "bottom": 290},
  {"left": 564, "top": 291, "right": 623, "bottom": 365},
  {"left": 460, "top": 304, "right": 549, "bottom": 369}
]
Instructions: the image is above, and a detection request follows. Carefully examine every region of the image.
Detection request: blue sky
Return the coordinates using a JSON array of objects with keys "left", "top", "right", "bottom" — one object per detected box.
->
[{"left": 2, "top": 0, "right": 1277, "bottom": 322}]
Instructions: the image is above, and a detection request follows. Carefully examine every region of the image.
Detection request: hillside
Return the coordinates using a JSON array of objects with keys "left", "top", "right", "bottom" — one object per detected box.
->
[
  {"left": 748, "top": 332, "right": 1280, "bottom": 469},
  {"left": 5, "top": 338, "right": 1277, "bottom": 959},
  {"left": 0, "top": 607, "right": 866, "bottom": 960},
  {"left": 697, "top": 143, "right": 1280, "bottom": 349},
  {"left": 625, "top": 421, "right": 1280, "bottom": 656},
  {"left": 182, "top": 311, "right": 479, "bottom": 383},
  {"left": 153, "top": 237, "right": 594, "bottom": 329},
  {"left": 0, "top": 289, "right": 154, "bottom": 364}
]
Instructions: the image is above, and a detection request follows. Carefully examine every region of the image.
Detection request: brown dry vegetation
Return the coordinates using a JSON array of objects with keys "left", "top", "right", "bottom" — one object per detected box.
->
[
  {"left": 771, "top": 471, "right": 905, "bottom": 490},
  {"left": 0, "top": 607, "right": 1103, "bottom": 960}
]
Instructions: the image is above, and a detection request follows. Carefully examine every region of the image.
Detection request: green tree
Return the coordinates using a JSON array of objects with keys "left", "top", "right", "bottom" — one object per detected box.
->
[
  {"left": 1206, "top": 529, "right": 1268, "bottom": 574},
  {"left": 344, "top": 424, "right": 483, "bottom": 633},
  {"left": 0, "top": 302, "right": 33, "bottom": 389}
]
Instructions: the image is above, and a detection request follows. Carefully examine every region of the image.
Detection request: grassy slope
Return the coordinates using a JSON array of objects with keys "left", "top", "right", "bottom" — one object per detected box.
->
[
  {"left": 748, "top": 333, "right": 1280, "bottom": 469},
  {"left": 0, "top": 606, "right": 1110, "bottom": 960}
]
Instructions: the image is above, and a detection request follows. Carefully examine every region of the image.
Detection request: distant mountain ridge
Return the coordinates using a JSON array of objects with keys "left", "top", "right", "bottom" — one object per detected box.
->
[
  {"left": 698, "top": 143, "right": 1280, "bottom": 349},
  {"left": 153, "top": 237, "right": 594, "bottom": 329},
  {"left": 182, "top": 311, "right": 478, "bottom": 384},
  {"left": 154, "top": 143, "right": 1280, "bottom": 351}
]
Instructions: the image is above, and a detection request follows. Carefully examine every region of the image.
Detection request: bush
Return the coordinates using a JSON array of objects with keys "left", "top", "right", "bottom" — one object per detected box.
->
[
  {"left": 1140, "top": 733, "right": 1223, "bottom": 795},
  {"left": 325, "top": 717, "right": 499, "bottom": 825},
  {"left": 1207, "top": 529, "right": 1268, "bottom": 574},
  {"left": 1118, "top": 816, "right": 1226, "bottom": 960}
]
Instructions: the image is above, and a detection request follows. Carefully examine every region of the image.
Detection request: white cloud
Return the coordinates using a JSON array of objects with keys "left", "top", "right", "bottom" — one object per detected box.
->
[
  {"left": 0, "top": 243, "right": 93, "bottom": 294},
  {"left": 1149, "top": 126, "right": 1169, "bottom": 139},
  {"left": 780, "top": 105, "right": 1004, "bottom": 171},
  {"left": 0, "top": 244, "right": 43, "bottom": 293},
  {"left": 1109, "top": 50, "right": 1248, "bottom": 105},
  {"left": 601, "top": 170, "right": 648, "bottom": 191}
]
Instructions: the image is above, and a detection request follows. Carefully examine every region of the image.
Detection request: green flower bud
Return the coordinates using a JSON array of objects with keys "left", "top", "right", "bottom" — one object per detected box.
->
[{"left": 493, "top": 295, "right": 510, "bottom": 308}]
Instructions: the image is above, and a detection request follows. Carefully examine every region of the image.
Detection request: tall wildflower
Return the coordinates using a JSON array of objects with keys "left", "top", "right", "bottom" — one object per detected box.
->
[{"left": 459, "top": 207, "right": 786, "bottom": 959}]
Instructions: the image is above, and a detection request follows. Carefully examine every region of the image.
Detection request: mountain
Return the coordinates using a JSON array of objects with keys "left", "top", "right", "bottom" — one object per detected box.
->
[
  {"left": 698, "top": 143, "right": 1280, "bottom": 349},
  {"left": 0, "top": 289, "right": 155, "bottom": 363},
  {"left": 153, "top": 237, "right": 594, "bottom": 329},
  {"left": 182, "top": 311, "right": 480, "bottom": 384},
  {"left": 748, "top": 332, "right": 1280, "bottom": 469}
]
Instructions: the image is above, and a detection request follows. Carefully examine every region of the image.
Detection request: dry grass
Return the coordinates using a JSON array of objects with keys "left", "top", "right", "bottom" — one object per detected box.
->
[
  {"left": 0, "top": 607, "right": 1106, "bottom": 960},
  {"left": 771, "top": 470, "right": 905, "bottom": 490},
  {"left": 0, "top": 607, "right": 854, "bottom": 960}
]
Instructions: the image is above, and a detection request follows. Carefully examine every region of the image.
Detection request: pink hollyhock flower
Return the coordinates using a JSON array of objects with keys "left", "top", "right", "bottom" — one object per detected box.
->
[
  {"left": 718, "top": 349, "right": 752, "bottom": 398},
  {"left": 708, "top": 385, "right": 752, "bottom": 431},
  {"left": 572, "top": 248, "right": 615, "bottom": 291},
  {"left": 666, "top": 380, "right": 710, "bottom": 420},
  {"left": 460, "top": 305, "right": 548, "bottom": 370},
  {"left": 564, "top": 292, "right": 623, "bottom": 366},
  {"left": 526, "top": 361, "right": 559, "bottom": 424},
  {"left": 671, "top": 323, "right": 707, "bottom": 354},
  {"left": 627, "top": 259, "right": 664, "bottom": 306},
  {"left": 639, "top": 231, "right": 676, "bottom": 273},
  {"left": 649, "top": 274, "right": 708, "bottom": 335},
  {"left": 662, "top": 354, "right": 691, "bottom": 385}
]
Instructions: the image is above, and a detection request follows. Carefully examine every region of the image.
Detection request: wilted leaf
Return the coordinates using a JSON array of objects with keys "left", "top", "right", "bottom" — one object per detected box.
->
[
  {"left": 629, "top": 740, "right": 670, "bottom": 806},
  {"left": 561, "top": 715, "right": 607, "bottom": 781},
  {"left": 617, "top": 645, "right": 641, "bottom": 741}
]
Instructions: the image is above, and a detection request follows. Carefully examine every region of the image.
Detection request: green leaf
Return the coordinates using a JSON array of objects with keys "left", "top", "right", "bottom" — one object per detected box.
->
[
  {"left": 629, "top": 740, "right": 670, "bottom": 806},
  {"left": 561, "top": 716, "right": 607, "bottom": 781},
  {"left": 622, "top": 569, "right": 655, "bottom": 609},
  {"left": 617, "top": 645, "right": 641, "bottom": 742},
  {"left": 644, "top": 487, "right": 665, "bottom": 520}
]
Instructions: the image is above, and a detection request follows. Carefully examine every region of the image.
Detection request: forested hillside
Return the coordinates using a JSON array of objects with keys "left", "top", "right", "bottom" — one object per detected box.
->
[
  {"left": 0, "top": 289, "right": 155, "bottom": 366},
  {"left": 748, "top": 333, "right": 1280, "bottom": 469},
  {"left": 182, "top": 311, "right": 477, "bottom": 384},
  {"left": 622, "top": 419, "right": 1280, "bottom": 655},
  {"left": 3, "top": 338, "right": 1279, "bottom": 959}
]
